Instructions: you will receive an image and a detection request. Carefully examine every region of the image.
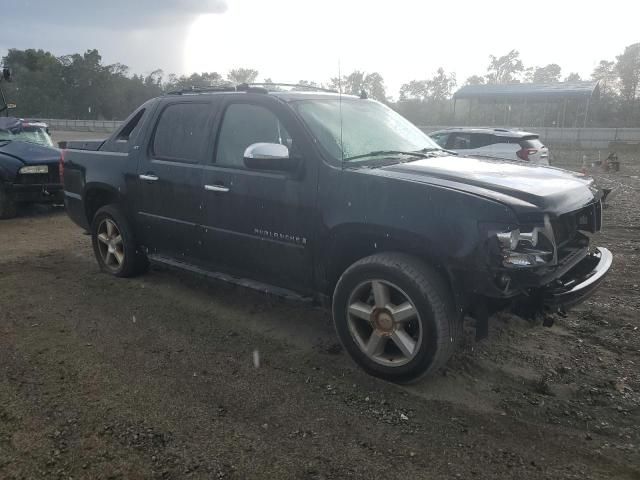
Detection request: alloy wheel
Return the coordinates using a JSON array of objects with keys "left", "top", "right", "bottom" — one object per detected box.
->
[
  {"left": 346, "top": 279, "right": 423, "bottom": 367},
  {"left": 96, "top": 218, "right": 125, "bottom": 272}
]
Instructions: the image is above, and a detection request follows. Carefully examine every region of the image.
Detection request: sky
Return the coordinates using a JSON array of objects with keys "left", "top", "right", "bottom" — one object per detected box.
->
[{"left": 1, "top": 0, "right": 638, "bottom": 98}]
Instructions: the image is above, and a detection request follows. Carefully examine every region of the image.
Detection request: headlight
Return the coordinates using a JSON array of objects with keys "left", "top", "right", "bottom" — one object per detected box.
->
[
  {"left": 19, "top": 165, "right": 48, "bottom": 174},
  {"left": 497, "top": 229, "right": 520, "bottom": 250},
  {"left": 493, "top": 225, "right": 554, "bottom": 268}
]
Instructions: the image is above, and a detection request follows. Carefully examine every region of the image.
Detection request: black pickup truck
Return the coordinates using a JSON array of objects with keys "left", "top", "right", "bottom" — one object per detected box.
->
[{"left": 62, "top": 85, "right": 612, "bottom": 382}]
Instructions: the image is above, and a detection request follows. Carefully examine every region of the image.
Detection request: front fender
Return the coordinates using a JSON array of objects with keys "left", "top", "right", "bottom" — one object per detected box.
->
[
  {"left": 318, "top": 223, "right": 458, "bottom": 296},
  {"left": 0, "top": 153, "right": 24, "bottom": 182}
]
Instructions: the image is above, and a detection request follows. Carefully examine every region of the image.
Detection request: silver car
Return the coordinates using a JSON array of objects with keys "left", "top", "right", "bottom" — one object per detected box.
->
[{"left": 429, "top": 128, "right": 550, "bottom": 165}]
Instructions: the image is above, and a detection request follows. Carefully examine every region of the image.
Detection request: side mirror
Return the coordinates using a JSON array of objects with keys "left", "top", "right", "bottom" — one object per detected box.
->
[
  {"left": 2, "top": 68, "right": 11, "bottom": 82},
  {"left": 243, "top": 142, "right": 298, "bottom": 172}
]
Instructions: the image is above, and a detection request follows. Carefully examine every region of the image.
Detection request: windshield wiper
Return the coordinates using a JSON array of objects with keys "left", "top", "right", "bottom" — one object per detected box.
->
[
  {"left": 343, "top": 150, "right": 434, "bottom": 162},
  {"left": 414, "top": 147, "right": 458, "bottom": 156}
]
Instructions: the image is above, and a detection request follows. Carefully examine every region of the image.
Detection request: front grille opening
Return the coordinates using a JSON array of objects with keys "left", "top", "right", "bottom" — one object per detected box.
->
[
  {"left": 552, "top": 201, "right": 601, "bottom": 249},
  {"left": 15, "top": 169, "right": 60, "bottom": 185}
]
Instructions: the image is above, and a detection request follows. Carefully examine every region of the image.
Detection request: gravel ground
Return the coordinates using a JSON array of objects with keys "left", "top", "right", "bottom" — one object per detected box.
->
[{"left": 0, "top": 150, "right": 639, "bottom": 479}]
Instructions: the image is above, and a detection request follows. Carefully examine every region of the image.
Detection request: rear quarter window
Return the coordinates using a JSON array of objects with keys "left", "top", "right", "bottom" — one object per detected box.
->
[{"left": 520, "top": 138, "right": 544, "bottom": 149}]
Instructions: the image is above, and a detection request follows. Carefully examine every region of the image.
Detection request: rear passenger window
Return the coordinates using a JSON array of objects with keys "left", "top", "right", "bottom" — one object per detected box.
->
[
  {"left": 449, "top": 133, "right": 472, "bottom": 149},
  {"left": 470, "top": 134, "right": 496, "bottom": 149},
  {"left": 152, "top": 103, "right": 211, "bottom": 163},
  {"left": 216, "top": 103, "right": 291, "bottom": 169}
]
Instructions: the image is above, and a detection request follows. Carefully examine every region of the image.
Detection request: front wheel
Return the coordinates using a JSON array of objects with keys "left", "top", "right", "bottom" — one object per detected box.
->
[
  {"left": 332, "top": 253, "right": 460, "bottom": 383},
  {"left": 91, "top": 204, "right": 148, "bottom": 277}
]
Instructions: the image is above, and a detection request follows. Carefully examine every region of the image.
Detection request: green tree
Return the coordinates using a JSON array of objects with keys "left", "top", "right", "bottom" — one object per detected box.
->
[
  {"left": 1, "top": 49, "right": 67, "bottom": 117},
  {"left": 615, "top": 43, "right": 640, "bottom": 102},
  {"left": 465, "top": 75, "right": 485, "bottom": 86},
  {"left": 532, "top": 64, "right": 562, "bottom": 83},
  {"left": 363, "top": 72, "right": 387, "bottom": 102},
  {"left": 591, "top": 60, "right": 618, "bottom": 95},
  {"left": 399, "top": 69, "right": 455, "bottom": 101},
  {"left": 396, "top": 69, "right": 456, "bottom": 125},
  {"left": 399, "top": 80, "right": 428, "bottom": 100},
  {"left": 329, "top": 71, "right": 387, "bottom": 102},
  {"left": 2, "top": 48, "right": 163, "bottom": 120},
  {"left": 427, "top": 68, "right": 456, "bottom": 101},
  {"left": 164, "top": 72, "right": 223, "bottom": 91},
  {"left": 291, "top": 80, "right": 320, "bottom": 91},
  {"left": 227, "top": 68, "right": 259, "bottom": 84},
  {"left": 564, "top": 72, "right": 582, "bottom": 82},
  {"left": 486, "top": 50, "right": 524, "bottom": 84}
]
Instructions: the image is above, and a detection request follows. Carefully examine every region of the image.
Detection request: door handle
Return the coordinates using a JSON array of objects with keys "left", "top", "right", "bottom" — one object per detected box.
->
[
  {"left": 204, "top": 184, "right": 230, "bottom": 193},
  {"left": 139, "top": 174, "right": 159, "bottom": 182}
]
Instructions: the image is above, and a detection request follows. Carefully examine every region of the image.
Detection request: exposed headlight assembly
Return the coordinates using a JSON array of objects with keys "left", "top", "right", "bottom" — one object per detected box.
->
[
  {"left": 494, "top": 218, "right": 556, "bottom": 268},
  {"left": 19, "top": 165, "right": 48, "bottom": 174}
]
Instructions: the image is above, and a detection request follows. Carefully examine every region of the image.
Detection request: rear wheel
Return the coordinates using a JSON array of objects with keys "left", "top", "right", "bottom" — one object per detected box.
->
[
  {"left": 0, "top": 186, "right": 17, "bottom": 219},
  {"left": 332, "top": 253, "right": 460, "bottom": 383},
  {"left": 91, "top": 204, "right": 148, "bottom": 277}
]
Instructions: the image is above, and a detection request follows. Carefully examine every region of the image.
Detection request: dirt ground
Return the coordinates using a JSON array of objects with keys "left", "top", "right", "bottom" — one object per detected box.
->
[{"left": 1, "top": 147, "right": 639, "bottom": 479}]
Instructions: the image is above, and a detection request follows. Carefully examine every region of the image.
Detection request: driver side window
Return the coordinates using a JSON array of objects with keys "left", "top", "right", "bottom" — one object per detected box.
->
[
  {"left": 215, "top": 103, "right": 291, "bottom": 169},
  {"left": 430, "top": 133, "right": 449, "bottom": 148}
]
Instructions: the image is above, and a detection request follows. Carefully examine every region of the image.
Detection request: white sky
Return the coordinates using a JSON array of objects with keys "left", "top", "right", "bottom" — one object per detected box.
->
[{"left": 183, "top": 0, "right": 640, "bottom": 99}]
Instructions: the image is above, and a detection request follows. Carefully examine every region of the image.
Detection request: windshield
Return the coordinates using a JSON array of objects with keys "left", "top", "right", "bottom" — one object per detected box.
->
[
  {"left": 293, "top": 99, "right": 441, "bottom": 162},
  {"left": 0, "top": 126, "right": 54, "bottom": 147}
]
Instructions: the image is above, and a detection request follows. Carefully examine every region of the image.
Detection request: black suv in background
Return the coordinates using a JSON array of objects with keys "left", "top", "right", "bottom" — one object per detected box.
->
[{"left": 62, "top": 85, "right": 611, "bottom": 382}]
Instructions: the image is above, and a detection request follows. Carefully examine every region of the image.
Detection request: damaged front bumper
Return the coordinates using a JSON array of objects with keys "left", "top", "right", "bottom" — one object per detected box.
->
[
  {"left": 542, "top": 247, "right": 612, "bottom": 309},
  {"left": 8, "top": 183, "right": 63, "bottom": 203}
]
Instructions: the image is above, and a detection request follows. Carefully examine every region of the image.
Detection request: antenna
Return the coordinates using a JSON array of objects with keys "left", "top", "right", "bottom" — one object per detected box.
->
[{"left": 338, "top": 60, "right": 344, "bottom": 171}]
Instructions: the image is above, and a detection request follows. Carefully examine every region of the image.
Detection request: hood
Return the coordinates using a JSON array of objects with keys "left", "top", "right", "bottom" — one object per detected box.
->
[
  {"left": 0, "top": 140, "right": 60, "bottom": 165},
  {"left": 371, "top": 155, "right": 597, "bottom": 216}
]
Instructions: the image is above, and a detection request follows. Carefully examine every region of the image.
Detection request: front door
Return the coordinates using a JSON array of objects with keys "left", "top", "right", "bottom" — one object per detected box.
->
[
  {"left": 133, "top": 100, "right": 217, "bottom": 261},
  {"left": 199, "top": 96, "right": 318, "bottom": 292}
]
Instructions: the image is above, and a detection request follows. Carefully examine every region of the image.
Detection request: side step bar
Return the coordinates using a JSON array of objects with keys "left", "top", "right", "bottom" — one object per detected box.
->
[{"left": 148, "top": 254, "right": 313, "bottom": 303}]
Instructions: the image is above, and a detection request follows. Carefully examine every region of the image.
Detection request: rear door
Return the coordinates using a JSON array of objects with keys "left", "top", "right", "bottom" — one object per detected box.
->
[
  {"left": 467, "top": 133, "right": 499, "bottom": 157},
  {"left": 490, "top": 136, "right": 521, "bottom": 160},
  {"left": 446, "top": 132, "right": 497, "bottom": 157},
  {"left": 199, "top": 95, "right": 318, "bottom": 292},
  {"left": 133, "top": 99, "right": 218, "bottom": 262}
]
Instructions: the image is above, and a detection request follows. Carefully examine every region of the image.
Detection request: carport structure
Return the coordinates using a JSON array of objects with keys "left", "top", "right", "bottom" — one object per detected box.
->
[{"left": 453, "top": 81, "right": 600, "bottom": 128}]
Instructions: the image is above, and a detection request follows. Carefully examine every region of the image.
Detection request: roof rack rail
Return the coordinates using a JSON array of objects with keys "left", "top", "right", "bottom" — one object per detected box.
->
[
  {"left": 164, "top": 82, "right": 340, "bottom": 96},
  {"left": 243, "top": 82, "right": 338, "bottom": 93},
  {"left": 165, "top": 84, "right": 238, "bottom": 95}
]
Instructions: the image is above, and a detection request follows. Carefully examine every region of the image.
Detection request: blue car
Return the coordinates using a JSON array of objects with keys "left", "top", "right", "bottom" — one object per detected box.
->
[{"left": 0, "top": 117, "right": 63, "bottom": 218}]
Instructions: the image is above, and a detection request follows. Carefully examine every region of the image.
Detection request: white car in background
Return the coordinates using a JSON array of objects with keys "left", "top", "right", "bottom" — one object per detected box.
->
[{"left": 429, "top": 128, "right": 550, "bottom": 165}]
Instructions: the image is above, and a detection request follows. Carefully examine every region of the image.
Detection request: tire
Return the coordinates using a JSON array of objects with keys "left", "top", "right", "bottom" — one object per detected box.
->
[
  {"left": 332, "top": 252, "right": 461, "bottom": 383},
  {"left": 91, "top": 204, "right": 148, "bottom": 278},
  {"left": 0, "top": 186, "right": 17, "bottom": 219}
]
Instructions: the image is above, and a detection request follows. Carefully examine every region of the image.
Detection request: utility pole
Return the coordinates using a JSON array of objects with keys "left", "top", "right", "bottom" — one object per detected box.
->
[{"left": 0, "top": 67, "right": 12, "bottom": 117}]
